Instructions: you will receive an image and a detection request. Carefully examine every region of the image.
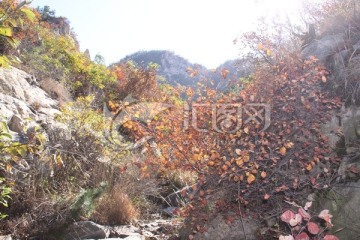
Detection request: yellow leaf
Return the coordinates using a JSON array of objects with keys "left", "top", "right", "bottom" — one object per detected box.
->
[
  {"left": 236, "top": 159, "right": 244, "bottom": 167},
  {"left": 247, "top": 174, "right": 256, "bottom": 184},
  {"left": 208, "top": 160, "right": 215, "bottom": 166},
  {"left": 279, "top": 147, "right": 287, "bottom": 156},
  {"left": 266, "top": 49, "right": 272, "bottom": 56},
  {"left": 284, "top": 142, "right": 294, "bottom": 149},
  {"left": 6, "top": 163, "right": 12, "bottom": 172}
]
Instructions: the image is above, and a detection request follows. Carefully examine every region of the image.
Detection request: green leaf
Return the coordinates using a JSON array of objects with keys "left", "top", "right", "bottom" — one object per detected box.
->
[
  {"left": 0, "top": 26, "right": 12, "bottom": 37},
  {"left": 20, "top": 8, "right": 36, "bottom": 22}
]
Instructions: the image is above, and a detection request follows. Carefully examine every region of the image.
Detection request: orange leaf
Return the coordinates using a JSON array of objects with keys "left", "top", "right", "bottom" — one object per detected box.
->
[
  {"left": 279, "top": 147, "right": 287, "bottom": 156},
  {"left": 247, "top": 174, "right": 256, "bottom": 184},
  {"left": 305, "top": 164, "right": 313, "bottom": 171}
]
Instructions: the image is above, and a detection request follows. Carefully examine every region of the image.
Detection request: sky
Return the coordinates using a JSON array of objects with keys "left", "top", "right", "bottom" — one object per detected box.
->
[{"left": 30, "top": 0, "right": 303, "bottom": 68}]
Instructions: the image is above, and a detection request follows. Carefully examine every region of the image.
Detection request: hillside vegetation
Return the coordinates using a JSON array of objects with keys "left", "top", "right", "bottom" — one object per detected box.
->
[{"left": 0, "top": 0, "right": 360, "bottom": 239}]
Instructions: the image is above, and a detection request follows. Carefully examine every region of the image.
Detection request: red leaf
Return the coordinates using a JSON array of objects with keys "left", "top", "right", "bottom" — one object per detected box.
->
[
  {"left": 298, "top": 208, "right": 311, "bottom": 221},
  {"left": 295, "top": 232, "right": 309, "bottom": 240},
  {"left": 281, "top": 210, "right": 296, "bottom": 223},
  {"left": 307, "top": 222, "right": 320, "bottom": 235},
  {"left": 323, "top": 235, "right": 340, "bottom": 240}
]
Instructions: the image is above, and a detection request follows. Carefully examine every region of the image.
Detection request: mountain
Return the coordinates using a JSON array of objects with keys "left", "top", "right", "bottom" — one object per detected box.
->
[{"left": 117, "top": 50, "right": 252, "bottom": 90}]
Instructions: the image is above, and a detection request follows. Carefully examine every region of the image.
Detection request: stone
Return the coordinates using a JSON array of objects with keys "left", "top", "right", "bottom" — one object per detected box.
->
[
  {"left": 63, "top": 221, "right": 110, "bottom": 240},
  {"left": 341, "top": 106, "right": 360, "bottom": 150},
  {"left": 180, "top": 215, "right": 259, "bottom": 240},
  {"left": 320, "top": 110, "right": 341, "bottom": 149},
  {"left": 316, "top": 180, "right": 360, "bottom": 239},
  {"left": 8, "top": 115, "right": 25, "bottom": 133},
  {"left": 301, "top": 34, "right": 346, "bottom": 63},
  {"left": 0, "top": 235, "right": 12, "bottom": 240},
  {"left": 110, "top": 225, "right": 141, "bottom": 238}
]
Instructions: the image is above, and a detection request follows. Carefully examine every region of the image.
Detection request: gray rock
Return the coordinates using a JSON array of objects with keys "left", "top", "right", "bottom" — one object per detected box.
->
[
  {"left": 0, "top": 235, "right": 12, "bottom": 240},
  {"left": 301, "top": 34, "right": 346, "bottom": 62},
  {"left": 341, "top": 106, "right": 360, "bottom": 150},
  {"left": 321, "top": 110, "right": 341, "bottom": 149},
  {"left": 180, "top": 215, "right": 259, "bottom": 240},
  {"left": 9, "top": 115, "right": 25, "bottom": 133},
  {"left": 316, "top": 180, "right": 360, "bottom": 239},
  {"left": 110, "top": 225, "right": 141, "bottom": 238},
  {"left": 63, "top": 221, "right": 110, "bottom": 240}
]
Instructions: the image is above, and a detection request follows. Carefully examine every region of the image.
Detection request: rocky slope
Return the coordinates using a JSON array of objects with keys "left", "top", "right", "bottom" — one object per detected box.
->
[{"left": 117, "top": 50, "right": 252, "bottom": 90}]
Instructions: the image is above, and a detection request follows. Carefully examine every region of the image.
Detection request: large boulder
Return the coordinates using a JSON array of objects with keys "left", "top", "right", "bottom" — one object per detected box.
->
[{"left": 301, "top": 34, "right": 346, "bottom": 63}]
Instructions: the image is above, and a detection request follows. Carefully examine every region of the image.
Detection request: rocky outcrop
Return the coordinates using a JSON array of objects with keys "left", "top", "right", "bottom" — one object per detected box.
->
[{"left": 0, "top": 67, "right": 61, "bottom": 139}]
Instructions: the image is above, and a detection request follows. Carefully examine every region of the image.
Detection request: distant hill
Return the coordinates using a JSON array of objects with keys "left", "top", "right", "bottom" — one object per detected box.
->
[{"left": 115, "top": 50, "right": 252, "bottom": 90}]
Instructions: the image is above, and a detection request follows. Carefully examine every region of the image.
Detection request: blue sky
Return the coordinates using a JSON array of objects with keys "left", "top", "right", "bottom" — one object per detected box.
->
[{"left": 30, "top": 0, "right": 302, "bottom": 68}]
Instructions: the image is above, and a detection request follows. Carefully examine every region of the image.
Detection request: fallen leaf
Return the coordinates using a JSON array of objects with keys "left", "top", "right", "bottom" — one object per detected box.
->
[
  {"left": 289, "top": 214, "right": 302, "bottom": 226},
  {"left": 235, "top": 149, "right": 241, "bottom": 155},
  {"left": 280, "top": 210, "right": 296, "bottom": 223},
  {"left": 298, "top": 208, "right": 311, "bottom": 221},
  {"left": 305, "top": 164, "right": 313, "bottom": 171},
  {"left": 307, "top": 222, "right": 320, "bottom": 235},
  {"left": 279, "top": 235, "right": 294, "bottom": 240},
  {"left": 323, "top": 235, "right": 340, "bottom": 240},
  {"left": 264, "top": 194, "right": 271, "bottom": 200},
  {"left": 261, "top": 171, "right": 267, "bottom": 178},
  {"left": 247, "top": 174, "right": 256, "bottom": 184},
  {"left": 280, "top": 147, "right": 287, "bottom": 156},
  {"left": 295, "top": 232, "right": 309, "bottom": 240}
]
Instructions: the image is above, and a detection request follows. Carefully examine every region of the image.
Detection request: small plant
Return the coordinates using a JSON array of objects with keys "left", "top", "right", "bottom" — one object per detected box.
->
[{"left": 279, "top": 201, "right": 339, "bottom": 240}]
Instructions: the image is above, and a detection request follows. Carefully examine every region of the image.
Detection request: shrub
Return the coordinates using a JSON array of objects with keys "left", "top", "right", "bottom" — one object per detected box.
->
[{"left": 91, "top": 184, "right": 139, "bottom": 225}]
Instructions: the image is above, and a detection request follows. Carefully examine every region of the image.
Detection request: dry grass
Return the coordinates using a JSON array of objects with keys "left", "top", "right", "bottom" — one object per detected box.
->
[{"left": 91, "top": 184, "right": 139, "bottom": 225}]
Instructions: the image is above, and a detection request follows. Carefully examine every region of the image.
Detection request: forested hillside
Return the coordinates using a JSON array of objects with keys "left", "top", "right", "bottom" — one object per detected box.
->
[{"left": 0, "top": 0, "right": 360, "bottom": 239}]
